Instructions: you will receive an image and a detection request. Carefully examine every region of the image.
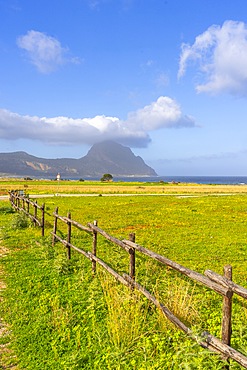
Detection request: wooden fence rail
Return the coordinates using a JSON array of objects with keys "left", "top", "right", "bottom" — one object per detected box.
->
[
  {"left": 9, "top": 191, "right": 45, "bottom": 236},
  {"left": 52, "top": 208, "right": 247, "bottom": 369}
]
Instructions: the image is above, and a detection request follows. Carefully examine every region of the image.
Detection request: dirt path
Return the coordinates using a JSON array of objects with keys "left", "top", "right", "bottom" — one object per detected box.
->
[{"left": 0, "top": 245, "right": 18, "bottom": 369}]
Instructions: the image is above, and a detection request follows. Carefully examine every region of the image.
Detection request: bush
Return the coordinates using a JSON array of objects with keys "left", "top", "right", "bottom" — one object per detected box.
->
[{"left": 11, "top": 212, "right": 29, "bottom": 229}]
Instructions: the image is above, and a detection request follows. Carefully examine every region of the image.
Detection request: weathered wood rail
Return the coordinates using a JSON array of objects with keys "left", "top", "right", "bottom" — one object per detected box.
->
[
  {"left": 9, "top": 191, "right": 45, "bottom": 236},
  {"left": 52, "top": 208, "right": 247, "bottom": 369}
]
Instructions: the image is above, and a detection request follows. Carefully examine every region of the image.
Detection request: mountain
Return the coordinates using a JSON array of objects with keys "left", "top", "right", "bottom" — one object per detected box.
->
[{"left": 0, "top": 141, "right": 157, "bottom": 178}]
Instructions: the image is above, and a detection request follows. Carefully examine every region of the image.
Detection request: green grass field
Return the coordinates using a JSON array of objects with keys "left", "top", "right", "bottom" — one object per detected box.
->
[{"left": 1, "top": 180, "right": 247, "bottom": 369}]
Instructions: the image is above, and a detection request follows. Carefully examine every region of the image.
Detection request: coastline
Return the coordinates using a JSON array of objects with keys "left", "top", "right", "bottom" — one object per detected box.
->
[{"left": 1, "top": 174, "right": 247, "bottom": 185}]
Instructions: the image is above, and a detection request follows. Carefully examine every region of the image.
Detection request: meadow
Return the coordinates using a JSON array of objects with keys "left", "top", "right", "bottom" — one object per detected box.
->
[
  {"left": 1, "top": 179, "right": 247, "bottom": 369},
  {"left": 2, "top": 177, "right": 247, "bottom": 195}
]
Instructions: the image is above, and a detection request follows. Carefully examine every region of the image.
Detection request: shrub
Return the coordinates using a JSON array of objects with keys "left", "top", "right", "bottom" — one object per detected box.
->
[{"left": 11, "top": 212, "right": 29, "bottom": 229}]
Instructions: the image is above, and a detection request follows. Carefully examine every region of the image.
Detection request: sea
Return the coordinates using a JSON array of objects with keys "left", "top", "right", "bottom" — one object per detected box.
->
[
  {"left": 42, "top": 175, "right": 247, "bottom": 184},
  {"left": 100, "top": 176, "right": 247, "bottom": 185}
]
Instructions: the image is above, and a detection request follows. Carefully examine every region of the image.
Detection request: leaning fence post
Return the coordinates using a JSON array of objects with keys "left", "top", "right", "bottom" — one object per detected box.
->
[
  {"left": 52, "top": 207, "right": 58, "bottom": 247},
  {"left": 221, "top": 265, "right": 233, "bottom": 368},
  {"left": 92, "top": 220, "right": 97, "bottom": 274},
  {"left": 41, "top": 203, "right": 45, "bottom": 237},
  {"left": 129, "top": 233, "right": 136, "bottom": 283},
  {"left": 67, "top": 212, "right": 72, "bottom": 260}
]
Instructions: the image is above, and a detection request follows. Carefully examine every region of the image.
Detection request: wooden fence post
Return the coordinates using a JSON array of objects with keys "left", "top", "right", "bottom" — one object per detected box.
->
[
  {"left": 221, "top": 265, "right": 233, "bottom": 368},
  {"left": 67, "top": 212, "right": 72, "bottom": 260},
  {"left": 11, "top": 192, "right": 14, "bottom": 207},
  {"left": 129, "top": 233, "right": 136, "bottom": 281},
  {"left": 92, "top": 220, "right": 97, "bottom": 274},
  {"left": 34, "top": 202, "right": 37, "bottom": 227},
  {"left": 41, "top": 203, "right": 45, "bottom": 237},
  {"left": 52, "top": 207, "right": 58, "bottom": 247},
  {"left": 9, "top": 192, "right": 13, "bottom": 207}
]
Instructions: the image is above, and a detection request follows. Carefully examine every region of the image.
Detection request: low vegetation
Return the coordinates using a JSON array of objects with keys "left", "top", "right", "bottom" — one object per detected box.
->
[
  {"left": 0, "top": 180, "right": 247, "bottom": 369},
  {"left": 2, "top": 177, "right": 247, "bottom": 196}
]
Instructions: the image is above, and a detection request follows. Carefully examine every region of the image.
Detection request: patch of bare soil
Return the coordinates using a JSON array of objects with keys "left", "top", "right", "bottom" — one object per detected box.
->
[{"left": 0, "top": 246, "right": 18, "bottom": 369}]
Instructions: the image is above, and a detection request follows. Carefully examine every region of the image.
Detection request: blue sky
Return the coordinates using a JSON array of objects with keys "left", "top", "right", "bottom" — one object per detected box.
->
[{"left": 1, "top": 0, "right": 247, "bottom": 176}]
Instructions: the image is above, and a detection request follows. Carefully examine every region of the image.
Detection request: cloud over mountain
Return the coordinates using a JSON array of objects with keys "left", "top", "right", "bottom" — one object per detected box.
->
[
  {"left": 178, "top": 20, "right": 247, "bottom": 96},
  {"left": 0, "top": 96, "right": 196, "bottom": 148}
]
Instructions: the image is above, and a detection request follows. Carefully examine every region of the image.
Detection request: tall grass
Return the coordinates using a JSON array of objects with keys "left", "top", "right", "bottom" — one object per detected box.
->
[
  {"left": 100, "top": 271, "right": 149, "bottom": 349},
  {"left": 154, "top": 276, "right": 199, "bottom": 331}
]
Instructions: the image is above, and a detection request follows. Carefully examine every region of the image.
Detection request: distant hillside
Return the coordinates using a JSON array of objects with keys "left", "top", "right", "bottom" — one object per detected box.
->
[{"left": 0, "top": 141, "right": 157, "bottom": 178}]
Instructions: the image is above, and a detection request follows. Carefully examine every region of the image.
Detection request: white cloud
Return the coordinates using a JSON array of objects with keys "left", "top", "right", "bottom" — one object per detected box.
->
[
  {"left": 0, "top": 96, "right": 196, "bottom": 147},
  {"left": 17, "top": 30, "right": 79, "bottom": 73},
  {"left": 178, "top": 20, "right": 247, "bottom": 96},
  {"left": 127, "top": 96, "right": 196, "bottom": 131}
]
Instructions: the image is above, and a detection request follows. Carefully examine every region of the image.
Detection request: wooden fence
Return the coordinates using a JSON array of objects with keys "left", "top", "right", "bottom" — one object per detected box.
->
[
  {"left": 7, "top": 193, "right": 247, "bottom": 368},
  {"left": 52, "top": 208, "right": 247, "bottom": 369},
  {"left": 9, "top": 191, "right": 45, "bottom": 236}
]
